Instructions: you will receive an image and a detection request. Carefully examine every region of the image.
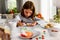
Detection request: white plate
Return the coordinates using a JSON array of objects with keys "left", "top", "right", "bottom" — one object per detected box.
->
[
  {"left": 48, "top": 28, "right": 60, "bottom": 36},
  {"left": 19, "top": 30, "right": 40, "bottom": 39}
]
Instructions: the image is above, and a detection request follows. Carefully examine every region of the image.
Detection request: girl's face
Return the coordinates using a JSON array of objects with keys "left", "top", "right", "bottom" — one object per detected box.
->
[{"left": 24, "top": 9, "right": 32, "bottom": 18}]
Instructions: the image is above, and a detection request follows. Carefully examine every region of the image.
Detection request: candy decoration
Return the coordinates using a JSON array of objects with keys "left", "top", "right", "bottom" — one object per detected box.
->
[
  {"left": 39, "top": 37, "right": 41, "bottom": 39},
  {"left": 42, "top": 35, "right": 45, "bottom": 39},
  {"left": 43, "top": 30, "right": 46, "bottom": 34},
  {"left": 36, "top": 13, "right": 44, "bottom": 19},
  {"left": 36, "top": 38, "right": 38, "bottom": 40},
  {"left": 20, "top": 34, "right": 26, "bottom": 37},
  {"left": 29, "top": 38, "right": 32, "bottom": 40},
  {"left": 42, "top": 39, "right": 44, "bottom": 40}
]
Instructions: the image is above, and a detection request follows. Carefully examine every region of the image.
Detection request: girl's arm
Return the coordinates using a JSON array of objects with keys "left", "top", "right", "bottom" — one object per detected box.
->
[
  {"left": 17, "top": 21, "right": 25, "bottom": 27},
  {"left": 15, "top": 14, "right": 21, "bottom": 22},
  {"left": 15, "top": 14, "right": 26, "bottom": 27}
]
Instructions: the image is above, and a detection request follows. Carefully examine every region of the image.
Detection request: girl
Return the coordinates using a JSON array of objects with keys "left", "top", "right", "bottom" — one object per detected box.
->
[
  {"left": 9, "top": 1, "right": 56, "bottom": 40},
  {"left": 16, "top": 1, "right": 38, "bottom": 27},
  {"left": 16, "top": 1, "right": 52, "bottom": 28},
  {"left": 9, "top": 1, "right": 40, "bottom": 40}
]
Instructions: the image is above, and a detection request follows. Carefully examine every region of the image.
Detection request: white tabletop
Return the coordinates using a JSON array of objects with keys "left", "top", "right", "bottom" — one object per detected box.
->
[
  {"left": 10, "top": 25, "right": 60, "bottom": 40},
  {"left": 0, "top": 19, "right": 60, "bottom": 40}
]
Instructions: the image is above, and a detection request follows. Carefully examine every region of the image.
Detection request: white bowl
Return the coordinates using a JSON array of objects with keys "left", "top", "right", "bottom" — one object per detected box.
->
[{"left": 48, "top": 28, "right": 60, "bottom": 36}]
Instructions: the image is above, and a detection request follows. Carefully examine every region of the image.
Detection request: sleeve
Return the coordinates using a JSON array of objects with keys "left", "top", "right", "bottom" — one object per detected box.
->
[
  {"left": 14, "top": 13, "right": 21, "bottom": 22},
  {"left": 7, "top": 14, "right": 21, "bottom": 26},
  {"left": 15, "top": 14, "right": 21, "bottom": 21}
]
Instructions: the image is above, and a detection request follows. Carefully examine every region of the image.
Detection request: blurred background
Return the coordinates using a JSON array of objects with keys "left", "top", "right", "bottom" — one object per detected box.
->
[
  {"left": 49, "top": 0, "right": 60, "bottom": 23},
  {"left": 0, "top": 0, "right": 60, "bottom": 22},
  {"left": 0, "top": 0, "right": 41, "bottom": 14}
]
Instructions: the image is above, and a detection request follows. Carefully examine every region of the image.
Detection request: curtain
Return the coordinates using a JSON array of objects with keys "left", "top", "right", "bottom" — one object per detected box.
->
[
  {"left": 0, "top": 0, "right": 6, "bottom": 14},
  {"left": 16, "top": 0, "right": 23, "bottom": 12}
]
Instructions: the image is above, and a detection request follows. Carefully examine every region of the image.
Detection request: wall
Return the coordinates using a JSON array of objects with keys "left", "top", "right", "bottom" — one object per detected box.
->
[{"left": 53, "top": 0, "right": 60, "bottom": 8}]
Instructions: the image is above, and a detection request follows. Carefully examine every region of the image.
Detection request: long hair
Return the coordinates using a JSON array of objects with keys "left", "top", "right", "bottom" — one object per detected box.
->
[{"left": 21, "top": 1, "right": 35, "bottom": 19}]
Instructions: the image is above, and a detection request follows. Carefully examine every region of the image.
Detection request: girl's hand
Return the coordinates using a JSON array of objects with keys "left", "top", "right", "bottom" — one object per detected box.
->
[
  {"left": 17, "top": 21, "right": 25, "bottom": 27},
  {"left": 26, "top": 22, "right": 38, "bottom": 27},
  {"left": 31, "top": 22, "right": 38, "bottom": 26}
]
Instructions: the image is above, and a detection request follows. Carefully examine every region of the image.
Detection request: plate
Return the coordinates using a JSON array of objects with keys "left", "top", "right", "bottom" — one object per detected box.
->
[
  {"left": 19, "top": 30, "right": 40, "bottom": 39},
  {"left": 48, "top": 27, "right": 60, "bottom": 36}
]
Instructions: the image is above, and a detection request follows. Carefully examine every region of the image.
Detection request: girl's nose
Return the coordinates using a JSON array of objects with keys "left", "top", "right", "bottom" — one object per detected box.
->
[
  {"left": 27, "top": 12, "right": 29, "bottom": 14},
  {"left": 27, "top": 13, "right": 30, "bottom": 15}
]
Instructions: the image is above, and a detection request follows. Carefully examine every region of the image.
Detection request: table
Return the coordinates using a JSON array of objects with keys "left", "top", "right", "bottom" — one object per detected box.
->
[
  {"left": 0, "top": 19, "right": 60, "bottom": 40},
  {"left": 10, "top": 24, "right": 60, "bottom": 40}
]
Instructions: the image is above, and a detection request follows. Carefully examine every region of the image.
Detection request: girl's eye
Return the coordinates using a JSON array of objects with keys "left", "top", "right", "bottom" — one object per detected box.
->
[
  {"left": 26, "top": 11, "right": 32, "bottom": 14},
  {"left": 24, "top": 9, "right": 32, "bottom": 14}
]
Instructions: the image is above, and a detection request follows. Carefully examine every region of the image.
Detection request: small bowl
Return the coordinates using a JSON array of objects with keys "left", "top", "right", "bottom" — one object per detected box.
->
[{"left": 48, "top": 28, "right": 59, "bottom": 36}]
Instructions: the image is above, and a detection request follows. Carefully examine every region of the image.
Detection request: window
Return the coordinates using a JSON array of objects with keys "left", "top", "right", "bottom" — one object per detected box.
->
[
  {"left": 6, "top": 0, "right": 19, "bottom": 14},
  {"left": 7, "top": 0, "right": 17, "bottom": 9}
]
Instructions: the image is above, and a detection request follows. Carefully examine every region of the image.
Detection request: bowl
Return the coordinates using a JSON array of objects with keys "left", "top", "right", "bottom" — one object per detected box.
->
[{"left": 48, "top": 28, "right": 60, "bottom": 36}]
